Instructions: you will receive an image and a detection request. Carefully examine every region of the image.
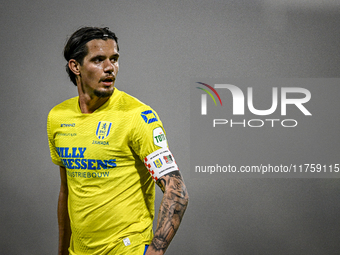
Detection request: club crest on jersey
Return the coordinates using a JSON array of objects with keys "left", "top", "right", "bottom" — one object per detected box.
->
[{"left": 96, "top": 121, "right": 112, "bottom": 140}]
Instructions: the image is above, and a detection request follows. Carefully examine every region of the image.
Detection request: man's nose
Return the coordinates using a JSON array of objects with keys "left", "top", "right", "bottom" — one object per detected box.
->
[{"left": 103, "top": 59, "right": 114, "bottom": 73}]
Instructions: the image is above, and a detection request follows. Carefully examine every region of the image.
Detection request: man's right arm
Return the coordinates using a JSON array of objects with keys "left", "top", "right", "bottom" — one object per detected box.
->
[{"left": 58, "top": 166, "right": 71, "bottom": 255}]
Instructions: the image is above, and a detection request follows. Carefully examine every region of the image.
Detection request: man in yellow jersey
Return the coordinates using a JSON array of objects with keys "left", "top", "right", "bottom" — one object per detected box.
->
[{"left": 47, "top": 27, "right": 189, "bottom": 255}]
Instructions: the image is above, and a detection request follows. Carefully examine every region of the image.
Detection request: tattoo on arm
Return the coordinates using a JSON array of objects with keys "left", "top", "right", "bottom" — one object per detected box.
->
[{"left": 150, "top": 171, "right": 189, "bottom": 253}]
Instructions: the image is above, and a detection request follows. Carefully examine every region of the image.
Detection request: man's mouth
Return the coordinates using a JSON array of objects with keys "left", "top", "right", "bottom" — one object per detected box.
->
[{"left": 101, "top": 76, "right": 115, "bottom": 85}]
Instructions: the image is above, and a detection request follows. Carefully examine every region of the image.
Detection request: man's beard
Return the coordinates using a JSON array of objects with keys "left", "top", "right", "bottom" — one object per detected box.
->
[{"left": 93, "top": 87, "right": 114, "bottom": 98}]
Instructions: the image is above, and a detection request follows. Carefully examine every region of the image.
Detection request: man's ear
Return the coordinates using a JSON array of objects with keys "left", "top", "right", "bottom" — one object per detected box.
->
[{"left": 68, "top": 59, "right": 81, "bottom": 76}]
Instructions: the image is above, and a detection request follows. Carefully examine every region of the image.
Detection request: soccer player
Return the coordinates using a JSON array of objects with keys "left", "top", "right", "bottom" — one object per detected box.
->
[{"left": 47, "top": 27, "right": 189, "bottom": 255}]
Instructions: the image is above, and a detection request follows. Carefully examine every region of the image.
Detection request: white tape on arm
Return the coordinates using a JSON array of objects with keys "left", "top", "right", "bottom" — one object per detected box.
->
[{"left": 143, "top": 148, "right": 179, "bottom": 182}]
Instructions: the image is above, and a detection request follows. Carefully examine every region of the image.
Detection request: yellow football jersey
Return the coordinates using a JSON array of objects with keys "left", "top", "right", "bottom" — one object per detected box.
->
[{"left": 47, "top": 88, "right": 169, "bottom": 254}]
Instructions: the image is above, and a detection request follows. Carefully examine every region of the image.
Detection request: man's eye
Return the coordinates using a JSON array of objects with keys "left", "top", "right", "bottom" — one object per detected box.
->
[{"left": 93, "top": 57, "right": 103, "bottom": 63}]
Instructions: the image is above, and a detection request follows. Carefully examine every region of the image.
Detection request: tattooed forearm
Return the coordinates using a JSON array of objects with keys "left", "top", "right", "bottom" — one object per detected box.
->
[{"left": 148, "top": 171, "right": 189, "bottom": 254}]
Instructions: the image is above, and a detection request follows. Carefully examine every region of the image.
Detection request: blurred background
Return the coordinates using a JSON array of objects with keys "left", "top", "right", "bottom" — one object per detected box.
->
[{"left": 1, "top": 0, "right": 340, "bottom": 254}]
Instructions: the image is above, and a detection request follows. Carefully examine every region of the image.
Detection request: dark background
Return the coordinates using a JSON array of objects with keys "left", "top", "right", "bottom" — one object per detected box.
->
[{"left": 1, "top": 1, "right": 340, "bottom": 254}]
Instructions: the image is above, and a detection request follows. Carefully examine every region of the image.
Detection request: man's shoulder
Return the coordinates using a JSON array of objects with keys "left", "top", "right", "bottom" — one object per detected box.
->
[
  {"left": 116, "top": 89, "right": 153, "bottom": 113},
  {"left": 48, "top": 96, "right": 78, "bottom": 116}
]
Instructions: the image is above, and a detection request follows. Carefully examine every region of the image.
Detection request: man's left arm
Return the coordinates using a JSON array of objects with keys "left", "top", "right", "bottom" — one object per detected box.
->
[{"left": 146, "top": 171, "right": 189, "bottom": 255}]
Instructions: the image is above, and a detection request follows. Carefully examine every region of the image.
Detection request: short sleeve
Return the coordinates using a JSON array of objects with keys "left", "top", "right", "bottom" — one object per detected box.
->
[
  {"left": 129, "top": 106, "right": 169, "bottom": 161},
  {"left": 47, "top": 110, "right": 64, "bottom": 166}
]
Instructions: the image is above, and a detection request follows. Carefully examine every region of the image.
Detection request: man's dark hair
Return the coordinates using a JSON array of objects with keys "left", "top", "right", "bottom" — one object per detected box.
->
[{"left": 63, "top": 27, "right": 119, "bottom": 86}]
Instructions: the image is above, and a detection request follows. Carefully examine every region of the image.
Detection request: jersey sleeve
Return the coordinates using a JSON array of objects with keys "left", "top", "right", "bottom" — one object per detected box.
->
[
  {"left": 129, "top": 106, "right": 179, "bottom": 181},
  {"left": 129, "top": 106, "right": 167, "bottom": 159},
  {"left": 47, "top": 110, "right": 64, "bottom": 167}
]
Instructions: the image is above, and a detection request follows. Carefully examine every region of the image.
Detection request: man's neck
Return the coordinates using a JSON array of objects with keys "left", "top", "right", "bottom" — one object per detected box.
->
[{"left": 78, "top": 93, "right": 110, "bottom": 114}]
